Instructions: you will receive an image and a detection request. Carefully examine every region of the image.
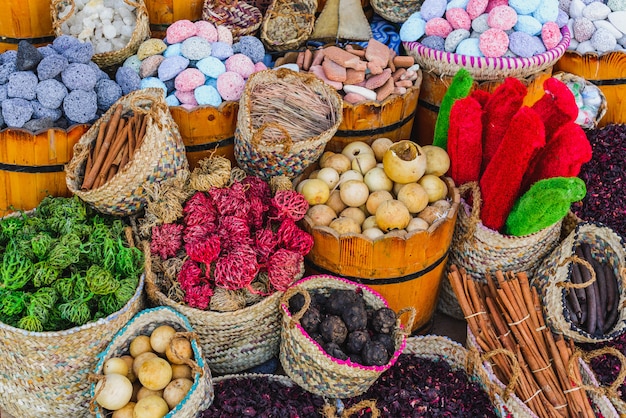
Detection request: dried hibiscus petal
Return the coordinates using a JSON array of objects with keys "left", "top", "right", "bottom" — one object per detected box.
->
[
  {"left": 254, "top": 228, "right": 278, "bottom": 264},
  {"left": 177, "top": 259, "right": 204, "bottom": 292},
  {"left": 184, "top": 283, "right": 214, "bottom": 310}
]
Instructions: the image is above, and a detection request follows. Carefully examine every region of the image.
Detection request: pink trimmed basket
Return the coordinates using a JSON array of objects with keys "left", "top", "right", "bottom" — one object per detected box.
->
[
  {"left": 403, "top": 26, "right": 571, "bottom": 80},
  {"left": 279, "top": 275, "right": 415, "bottom": 399}
]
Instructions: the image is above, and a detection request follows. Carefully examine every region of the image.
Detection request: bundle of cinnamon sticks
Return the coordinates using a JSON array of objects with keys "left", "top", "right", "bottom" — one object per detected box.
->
[
  {"left": 81, "top": 104, "right": 148, "bottom": 191},
  {"left": 448, "top": 265, "right": 596, "bottom": 418}
]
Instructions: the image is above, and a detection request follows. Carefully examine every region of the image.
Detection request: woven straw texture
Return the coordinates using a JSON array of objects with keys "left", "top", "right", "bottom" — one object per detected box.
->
[
  {"left": 235, "top": 68, "right": 343, "bottom": 180},
  {"left": 534, "top": 222, "right": 626, "bottom": 343},
  {"left": 260, "top": 0, "right": 316, "bottom": 51},
  {"left": 202, "top": 0, "right": 262, "bottom": 41},
  {"left": 404, "top": 336, "right": 507, "bottom": 416},
  {"left": 439, "top": 186, "right": 563, "bottom": 319},
  {"left": 51, "top": 0, "right": 150, "bottom": 68},
  {"left": 65, "top": 88, "right": 189, "bottom": 217},
  {"left": 552, "top": 71, "right": 608, "bottom": 130},
  {"left": 0, "top": 274, "right": 145, "bottom": 418},
  {"left": 279, "top": 274, "right": 413, "bottom": 399},
  {"left": 92, "top": 306, "right": 214, "bottom": 417},
  {"left": 403, "top": 26, "right": 571, "bottom": 80},
  {"left": 370, "top": 0, "right": 423, "bottom": 23},
  {"left": 143, "top": 243, "right": 285, "bottom": 374},
  {"left": 466, "top": 327, "right": 620, "bottom": 418}
]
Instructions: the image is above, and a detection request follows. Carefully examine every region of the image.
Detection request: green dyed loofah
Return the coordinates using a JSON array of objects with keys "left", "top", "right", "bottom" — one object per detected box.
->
[
  {"left": 432, "top": 68, "right": 474, "bottom": 150},
  {"left": 505, "top": 177, "right": 587, "bottom": 237}
]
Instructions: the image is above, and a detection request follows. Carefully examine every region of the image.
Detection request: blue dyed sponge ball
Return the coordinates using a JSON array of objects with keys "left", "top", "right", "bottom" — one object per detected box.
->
[
  {"left": 8, "top": 71, "right": 38, "bottom": 100},
  {"left": 63, "top": 90, "right": 98, "bottom": 124},
  {"left": 140, "top": 77, "right": 168, "bottom": 95},
  {"left": 194, "top": 85, "right": 222, "bottom": 106},
  {"left": 2, "top": 98, "right": 33, "bottom": 128},
  {"left": 163, "top": 43, "right": 182, "bottom": 58},
  {"left": 420, "top": 0, "right": 447, "bottom": 21},
  {"left": 196, "top": 56, "right": 226, "bottom": 78},
  {"left": 63, "top": 42, "right": 94, "bottom": 64},
  {"left": 123, "top": 55, "right": 142, "bottom": 73},
  {"left": 88, "top": 61, "right": 110, "bottom": 81},
  {"left": 37, "top": 46, "right": 57, "bottom": 58},
  {"left": 158, "top": 56, "right": 190, "bottom": 81},
  {"left": 210, "top": 41, "right": 234, "bottom": 60},
  {"left": 36, "top": 79, "right": 68, "bottom": 109},
  {"left": 421, "top": 35, "right": 446, "bottom": 51},
  {"left": 23, "top": 118, "right": 55, "bottom": 132},
  {"left": 95, "top": 79, "right": 123, "bottom": 111},
  {"left": 509, "top": 32, "right": 546, "bottom": 57},
  {"left": 62, "top": 63, "right": 98, "bottom": 91},
  {"left": 1, "top": 50, "right": 18, "bottom": 65},
  {"left": 533, "top": 0, "right": 559, "bottom": 24},
  {"left": 232, "top": 36, "right": 265, "bottom": 63},
  {"left": 116, "top": 66, "right": 142, "bottom": 95},
  {"left": 37, "top": 54, "right": 69, "bottom": 81},
  {"left": 509, "top": 0, "right": 540, "bottom": 15},
  {"left": 514, "top": 15, "right": 543, "bottom": 35},
  {"left": 0, "top": 84, "right": 7, "bottom": 101}
]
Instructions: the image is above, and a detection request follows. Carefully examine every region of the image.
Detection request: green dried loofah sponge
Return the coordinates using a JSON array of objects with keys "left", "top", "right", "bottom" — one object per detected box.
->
[{"left": 432, "top": 68, "right": 473, "bottom": 150}]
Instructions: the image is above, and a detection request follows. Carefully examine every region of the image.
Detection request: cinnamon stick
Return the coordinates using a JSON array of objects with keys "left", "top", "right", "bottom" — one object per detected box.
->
[
  {"left": 95, "top": 118, "right": 128, "bottom": 186},
  {"left": 82, "top": 104, "right": 123, "bottom": 190},
  {"left": 82, "top": 122, "right": 107, "bottom": 189}
]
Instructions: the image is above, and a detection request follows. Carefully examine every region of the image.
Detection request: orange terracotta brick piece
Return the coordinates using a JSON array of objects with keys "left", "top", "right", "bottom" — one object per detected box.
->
[
  {"left": 344, "top": 92, "right": 369, "bottom": 104},
  {"left": 345, "top": 68, "right": 366, "bottom": 85},
  {"left": 309, "top": 65, "right": 343, "bottom": 89},
  {"left": 365, "top": 68, "right": 392, "bottom": 90},
  {"left": 322, "top": 58, "right": 348, "bottom": 82},
  {"left": 392, "top": 68, "right": 406, "bottom": 81},
  {"left": 393, "top": 55, "right": 415, "bottom": 68},
  {"left": 376, "top": 77, "right": 395, "bottom": 101},
  {"left": 367, "top": 61, "right": 384, "bottom": 75},
  {"left": 395, "top": 79, "right": 414, "bottom": 88},
  {"left": 365, "top": 38, "right": 390, "bottom": 67},
  {"left": 312, "top": 49, "right": 325, "bottom": 67},
  {"left": 324, "top": 46, "right": 366, "bottom": 71},
  {"left": 303, "top": 49, "right": 313, "bottom": 71}
]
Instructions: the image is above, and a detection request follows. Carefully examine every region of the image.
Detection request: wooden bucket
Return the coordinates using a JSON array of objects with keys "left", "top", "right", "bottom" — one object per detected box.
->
[
  {"left": 170, "top": 102, "right": 239, "bottom": 169},
  {"left": 411, "top": 67, "right": 553, "bottom": 146},
  {"left": 0, "top": 0, "right": 55, "bottom": 52},
  {"left": 144, "top": 0, "right": 204, "bottom": 39},
  {"left": 554, "top": 51, "right": 626, "bottom": 127},
  {"left": 0, "top": 125, "right": 88, "bottom": 217},
  {"left": 325, "top": 70, "right": 422, "bottom": 153},
  {"left": 302, "top": 177, "right": 460, "bottom": 334}
]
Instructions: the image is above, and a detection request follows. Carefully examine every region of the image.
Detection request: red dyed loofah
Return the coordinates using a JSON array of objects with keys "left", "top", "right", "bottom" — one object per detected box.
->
[
  {"left": 184, "top": 191, "right": 218, "bottom": 227},
  {"left": 447, "top": 96, "right": 484, "bottom": 186},
  {"left": 150, "top": 223, "right": 184, "bottom": 259},
  {"left": 268, "top": 249, "right": 303, "bottom": 291},
  {"left": 184, "top": 283, "right": 214, "bottom": 310},
  {"left": 183, "top": 223, "right": 216, "bottom": 246},
  {"left": 178, "top": 259, "right": 205, "bottom": 292},
  {"left": 185, "top": 234, "right": 221, "bottom": 265},
  {"left": 247, "top": 196, "right": 268, "bottom": 231},
  {"left": 218, "top": 215, "right": 253, "bottom": 251},
  {"left": 209, "top": 181, "right": 251, "bottom": 218},
  {"left": 270, "top": 190, "right": 310, "bottom": 222},
  {"left": 254, "top": 228, "right": 279, "bottom": 264},
  {"left": 213, "top": 244, "right": 259, "bottom": 290},
  {"left": 531, "top": 77, "right": 578, "bottom": 142},
  {"left": 276, "top": 218, "right": 314, "bottom": 256},
  {"left": 241, "top": 175, "right": 272, "bottom": 204}
]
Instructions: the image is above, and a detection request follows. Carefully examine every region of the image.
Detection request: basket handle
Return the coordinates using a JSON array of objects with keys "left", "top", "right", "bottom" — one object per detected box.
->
[
  {"left": 280, "top": 286, "right": 310, "bottom": 326},
  {"left": 568, "top": 347, "right": 626, "bottom": 411},
  {"left": 396, "top": 306, "right": 416, "bottom": 336},
  {"left": 468, "top": 347, "right": 521, "bottom": 402},
  {"left": 251, "top": 122, "right": 293, "bottom": 153},
  {"left": 168, "top": 332, "right": 204, "bottom": 376},
  {"left": 457, "top": 181, "right": 482, "bottom": 243},
  {"left": 123, "top": 0, "right": 142, "bottom": 8},
  {"left": 51, "top": 0, "right": 76, "bottom": 30},
  {"left": 129, "top": 89, "right": 169, "bottom": 130},
  {"left": 556, "top": 255, "right": 596, "bottom": 290}
]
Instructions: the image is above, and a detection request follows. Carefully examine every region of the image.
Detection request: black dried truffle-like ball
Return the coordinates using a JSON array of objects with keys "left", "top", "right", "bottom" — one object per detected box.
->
[
  {"left": 346, "top": 330, "right": 370, "bottom": 354},
  {"left": 320, "top": 315, "right": 348, "bottom": 345},
  {"left": 349, "top": 353, "right": 363, "bottom": 365},
  {"left": 361, "top": 341, "right": 390, "bottom": 366},
  {"left": 324, "top": 342, "right": 348, "bottom": 361},
  {"left": 342, "top": 302, "right": 368, "bottom": 332},
  {"left": 371, "top": 307, "right": 397, "bottom": 334},
  {"left": 372, "top": 333, "right": 395, "bottom": 356},
  {"left": 288, "top": 293, "right": 306, "bottom": 314},
  {"left": 301, "top": 306, "right": 322, "bottom": 335},
  {"left": 326, "top": 289, "right": 362, "bottom": 315}
]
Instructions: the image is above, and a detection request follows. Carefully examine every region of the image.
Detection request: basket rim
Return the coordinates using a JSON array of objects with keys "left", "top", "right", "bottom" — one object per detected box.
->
[
  {"left": 403, "top": 26, "right": 570, "bottom": 77},
  {"left": 0, "top": 123, "right": 90, "bottom": 136}
]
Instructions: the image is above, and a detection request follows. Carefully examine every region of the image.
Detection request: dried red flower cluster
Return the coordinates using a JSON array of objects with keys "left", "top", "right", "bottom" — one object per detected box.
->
[{"left": 150, "top": 177, "right": 313, "bottom": 309}]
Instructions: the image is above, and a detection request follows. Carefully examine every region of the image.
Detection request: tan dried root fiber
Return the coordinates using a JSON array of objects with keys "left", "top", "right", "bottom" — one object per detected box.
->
[
  {"left": 210, "top": 287, "right": 248, "bottom": 312},
  {"left": 269, "top": 175, "right": 294, "bottom": 193},
  {"left": 229, "top": 167, "right": 248, "bottom": 185},
  {"left": 243, "top": 273, "right": 271, "bottom": 305},
  {"left": 141, "top": 169, "right": 191, "bottom": 239},
  {"left": 188, "top": 155, "right": 232, "bottom": 191}
]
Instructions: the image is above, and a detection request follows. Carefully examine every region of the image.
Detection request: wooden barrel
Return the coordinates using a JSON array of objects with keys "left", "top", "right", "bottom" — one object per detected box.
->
[
  {"left": 144, "top": 0, "right": 204, "bottom": 39},
  {"left": 0, "top": 0, "right": 55, "bottom": 52},
  {"left": 554, "top": 51, "right": 626, "bottom": 127},
  {"left": 325, "top": 70, "right": 422, "bottom": 153},
  {"left": 411, "top": 67, "right": 553, "bottom": 147},
  {"left": 169, "top": 102, "right": 238, "bottom": 169},
  {"left": 302, "top": 177, "right": 460, "bottom": 333},
  {"left": 0, "top": 125, "right": 89, "bottom": 217}
]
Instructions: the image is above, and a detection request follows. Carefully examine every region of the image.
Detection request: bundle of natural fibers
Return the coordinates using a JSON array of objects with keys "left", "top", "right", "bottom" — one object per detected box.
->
[
  {"left": 51, "top": 0, "right": 150, "bottom": 68},
  {"left": 65, "top": 88, "right": 188, "bottom": 216},
  {"left": 202, "top": 0, "right": 262, "bottom": 41},
  {"left": 279, "top": 275, "right": 414, "bottom": 399},
  {"left": 260, "top": 0, "right": 316, "bottom": 51},
  {"left": 91, "top": 306, "right": 214, "bottom": 417},
  {"left": 235, "top": 68, "right": 343, "bottom": 180}
]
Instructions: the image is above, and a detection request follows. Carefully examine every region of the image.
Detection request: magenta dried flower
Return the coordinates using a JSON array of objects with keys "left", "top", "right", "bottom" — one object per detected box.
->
[
  {"left": 183, "top": 223, "right": 216, "bottom": 246},
  {"left": 213, "top": 244, "right": 259, "bottom": 290},
  {"left": 184, "top": 283, "right": 214, "bottom": 310},
  {"left": 268, "top": 249, "right": 303, "bottom": 291},
  {"left": 218, "top": 215, "right": 253, "bottom": 251},
  {"left": 184, "top": 191, "right": 218, "bottom": 227},
  {"left": 247, "top": 196, "right": 268, "bottom": 231},
  {"left": 177, "top": 259, "right": 204, "bottom": 292},
  {"left": 150, "top": 223, "right": 184, "bottom": 259},
  {"left": 254, "top": 228, "right": 278, "bottom": 264},
  {"left": 209, "top": 181, "right": 250, "bottom": 218},
  {"left": 276, "top": 218, "right": 314, "bottom": 256},
  {"left": 241, "top": 175, "right": 272, "bottom": 204},
  {"left": 185, "top": 235, "right": 221, "bottom": 265},
  {"left": 270, "top": 190, "right": 309, "bottom": 222}
]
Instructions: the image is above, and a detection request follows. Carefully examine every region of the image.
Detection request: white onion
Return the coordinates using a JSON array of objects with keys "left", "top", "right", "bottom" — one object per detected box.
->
[
  {"left": 321, "top": 153, "right": 351, "bottom": 174},
  {"left": 406, "top": 217, "right": 430, "bottom": 232},
  {"left": 326, "top": 189, "right": 347, "bottom": 214},
  {"left": 301, "top": 178, "right": 330, "bottom": 205},
  {"left": 340, "top": 207, "right": 367, "bottom": 226},
  {"left": 362, "top": 215, "right": 378, "bottom": 230},
  {"left": 376, "top": 200, "right": 412, "bottom": 232},
  {"left": 397, "top": 183, "right": 429, "bottom": 214},
  {"left": 339, "top": 170, "right": 364, "bottom": 186},
  {"left": 351, "top": 153, "right": 378, "bottom": 175},
  {"left": 366, "top": 190, "right": 394, "bottom": 215},
  {"left": 95, "top": 373, "right": 133, "bottom": 411},
  {"left": 306, "top": 204, "right": 337, "bottom": 226},
  {"left": 329, "top": 217, "right": 362, "bottom": 235},
  {"left": 422, "top": 145, "right": 451, "bottom": 176}
]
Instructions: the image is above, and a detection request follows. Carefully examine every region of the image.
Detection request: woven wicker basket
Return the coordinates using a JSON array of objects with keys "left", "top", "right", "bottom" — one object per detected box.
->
[
  {"left": 533, "top": 222, "right": 626, "bottom": 343},
  {"left": 143, "top": 242, "right": 287, "bottom": 374},
  {"left": 370, "top": 0, "right": 423, "bottom": 23},
  {"left": 439, "top": 183, "right": 563, "bottom": 319},
  {"left": 51, "top": 0, "right": 150, "bottom": 68},
  {"left": 91, "top": 306, "right": 214, "bottom": 417},
  {"left": 65, "top": 88, "right": 189, "bottom": 216},
  {"left": 0, "top": 275, "right": 145, "bottom": 418},
  {"left": 235, "top": 68, "right": 343, "bottom": 180},
  {"left": 202, "top": 0, "right": 262, "bottom": 41},
  {"left": 279, "top": 275, "right": 414, "bottom": 399},
  {"left": 552, "top": 71, "right": 608, "bottom": 130},
  {"left": 260, "top": 0, "right": 316, "bottom": 51},
  {"left": 403, "top": 26, "right": 571, "bottom": 81}
]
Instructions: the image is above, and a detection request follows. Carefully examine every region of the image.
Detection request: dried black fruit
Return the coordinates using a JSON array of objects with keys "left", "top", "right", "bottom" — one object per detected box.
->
[
  {"left": 301, "top": 306, "right": 322, "bottom": 335},
  {"left": 309, "top": 333, "right": 326, "bottom": 347},
  {"left": 289, "top": 293, "right": 306, "bottom": 313},
  {"left": 361, "top": 341, "right": 390, "bottom": 366},
  {"left": 325, "top": 341, "right": 348, "bottom": 360},
  {"left": 349, "top": 353, "right": 363, "bottom": 365},
  {"left": 326, "top": 289, "right": 362, "bottom": 315},
  {"left": 320, "top": 315, "right": 348, "bottom": 345},
  {"left": 371, "top": 307, "right": 397, "bottom": 334},
  {"left": 342, "top": 302, "right": 368, "bottom": 332},
  {"left": 372, "top": 333, "right": 395, "bottom": 356},
  {"left": 346, "top": 330, "right": 370, "bottom": 354}
]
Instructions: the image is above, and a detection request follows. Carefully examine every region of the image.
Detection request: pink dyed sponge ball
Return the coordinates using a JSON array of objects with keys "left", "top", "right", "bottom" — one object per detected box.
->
[
  {"left": 166, "top": 20, "right": 198, "bottom": 44},
  {"left": 175, "top": 68, "right": 205, "bottom": 92},
  {"left": 479, "top": 28, "right": 509, "bottom": 57},
  {"left": 446, "top": 8, "right": 472, "bottom": 31},
  {"left": 225, "top": 53, "right": 256, "bottom": 79},
  {"left": 425, "top": 18, "right": 454, "bottom": 38},
  {"left": 487, "top": 6, "right": 518, "bottom": 30},
  {"left": 194, "top": 20, "right": 218, "bottom": 43},
  {"left": 217, "top": 71, "right": 246, "bottom": 101}
]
